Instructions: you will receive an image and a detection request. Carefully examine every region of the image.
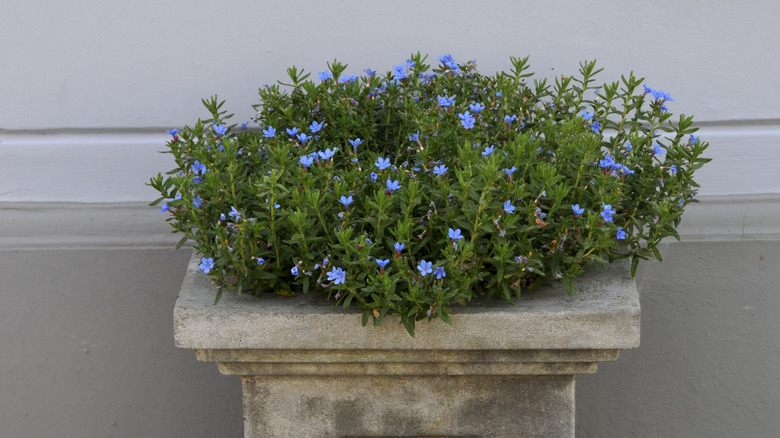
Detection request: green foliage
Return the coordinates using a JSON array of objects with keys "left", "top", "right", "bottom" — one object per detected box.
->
[{"left": 149, "top": 53, "right": 710, "bottom": 336}]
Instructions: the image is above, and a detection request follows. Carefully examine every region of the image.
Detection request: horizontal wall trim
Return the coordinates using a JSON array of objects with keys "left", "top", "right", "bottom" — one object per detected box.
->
[
  {"left": 1, "top": 120, "right": 780, "bottom": 202},
  {"left": 0, "top": 202, "right": 182, "bottom": 250},
  {"left": 1, "top": 194, "right": 778, "bottom": 250}
]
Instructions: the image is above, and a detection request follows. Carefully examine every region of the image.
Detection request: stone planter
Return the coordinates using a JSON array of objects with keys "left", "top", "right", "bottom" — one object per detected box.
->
[{"left": 174, "top": 251, "right": 639, "bottom": 437}]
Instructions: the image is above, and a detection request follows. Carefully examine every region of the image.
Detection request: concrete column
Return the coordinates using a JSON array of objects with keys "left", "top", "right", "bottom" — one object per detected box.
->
[{"left": 175, "top": 252, "right": 639, "bottom": 437}]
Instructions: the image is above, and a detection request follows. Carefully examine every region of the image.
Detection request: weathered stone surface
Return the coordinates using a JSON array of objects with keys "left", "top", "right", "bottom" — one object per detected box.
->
[
  {"left": 175, "top": 252, "right": 640, "bottom": 351},
  {"left": 241, "top": 375, "right": 574, "bottom": 438},
  {"left": 174, "top": 251, "right": 640, "bottom": 437}
]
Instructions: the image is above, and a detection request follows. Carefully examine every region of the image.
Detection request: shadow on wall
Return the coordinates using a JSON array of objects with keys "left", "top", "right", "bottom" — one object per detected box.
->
[
  {"left": 0, "top": 248, "right": 243, "bottom": 438},
  {"left": 576, "top": 239, "right": 780, "bottom": 438}
]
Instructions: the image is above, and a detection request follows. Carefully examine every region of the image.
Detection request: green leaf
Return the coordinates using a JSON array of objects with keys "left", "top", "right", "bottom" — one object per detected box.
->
[
  {"left": 562, "top": 276, "right": 575, "bottom": 296},
  {"left": 401, "top": 314, "right": 416, "bottom": 337},
  {"left": 651, "top": 246, "right": 664, "bottom": 262}
]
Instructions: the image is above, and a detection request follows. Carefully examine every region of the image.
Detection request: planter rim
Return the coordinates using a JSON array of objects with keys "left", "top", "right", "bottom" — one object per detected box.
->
[{"left": 174, "top": 251, "right": 640, "bottom": 351}]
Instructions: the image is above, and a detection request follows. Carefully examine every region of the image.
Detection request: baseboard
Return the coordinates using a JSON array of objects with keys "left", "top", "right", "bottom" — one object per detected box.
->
[
  {"left": 0, "top": 202, "right": 182, "bottom": 250},
  {"left": 1, "top": 195, "right": 778, "bottom": 251}
]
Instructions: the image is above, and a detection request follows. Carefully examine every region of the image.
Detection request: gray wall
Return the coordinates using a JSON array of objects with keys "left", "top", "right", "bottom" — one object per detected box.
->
[{"left": 2, "top": 1, "right": 779, "bottom": 436}]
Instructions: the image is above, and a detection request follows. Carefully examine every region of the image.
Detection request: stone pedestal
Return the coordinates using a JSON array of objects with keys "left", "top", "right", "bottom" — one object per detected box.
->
[{"left": 175, "top": 253, "right": 640, "bottom": 437}]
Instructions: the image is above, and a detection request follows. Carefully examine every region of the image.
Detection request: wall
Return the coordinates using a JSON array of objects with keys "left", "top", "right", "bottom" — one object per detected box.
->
[{"left": 1, "top": 1, "right": 779, "bottom": 436}]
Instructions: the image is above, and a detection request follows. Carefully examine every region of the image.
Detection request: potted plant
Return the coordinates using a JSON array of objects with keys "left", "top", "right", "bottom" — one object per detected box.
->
[{"left": 151, "top": 53, "right": 708, "bottom": 437}]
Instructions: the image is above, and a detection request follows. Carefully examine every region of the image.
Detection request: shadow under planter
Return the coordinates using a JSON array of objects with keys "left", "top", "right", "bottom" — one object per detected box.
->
[{"left": 174, "top": 252, "right": 640, "bottom": 438}]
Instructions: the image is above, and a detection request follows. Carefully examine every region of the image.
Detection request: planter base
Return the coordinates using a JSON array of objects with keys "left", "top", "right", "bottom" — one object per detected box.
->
[
  {"left": 175, "top": 252, "right": 639, "bottom": 437},
  {"left": 198, "top": 348, "right": 619, "bottom": 437}
]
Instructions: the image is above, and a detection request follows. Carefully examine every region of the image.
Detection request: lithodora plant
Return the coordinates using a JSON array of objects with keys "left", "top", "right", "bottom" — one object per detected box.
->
[{"left": 150, "top": 53, "right": 709, "bottom": 335}]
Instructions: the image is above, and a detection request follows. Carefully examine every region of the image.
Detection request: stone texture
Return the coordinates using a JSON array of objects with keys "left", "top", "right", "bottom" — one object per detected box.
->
[
  {"left": 241, "top": 375, "right": 574, "bottom": 438},
  {"left": 174, "top": 251, "right": 640, "bottom": 437},
  {"left": 175, "top": 252, "right": 640, "bottom": 351}
]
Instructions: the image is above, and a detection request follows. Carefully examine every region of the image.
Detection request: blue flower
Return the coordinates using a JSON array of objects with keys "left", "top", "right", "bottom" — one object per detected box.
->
[
  {"left": 291, "top": 266, "right": 299, "bottom": 276},
  {"left": 417, "top": 260, "right": 433, "bottom": 276},
  {"left": 198, "top": 257, "right": 214, "bottom": 274},
  {"left": 309, "top": 121, "right": 323, "bottom": 133},
  {"left": 503, "top": 200, "right": 516, "bottom": 214},
  {"left": 193, "top": 195, "right": 202, "bottom": 208},
  {"left": 370, "top": 172, "right": 378, "bottom": 182},
  {"left": 228, "top": 206, "right": 241, "bottom": 220},
  {"left": 504, "top": 166, "right": 517, "bottom": 176},
  {"left": 286, "top": 127, "right": 299, "bottom": 137},
  {"left": 626, "top": 141, "right": 633, "bottom": 152},
  {"left": 158, "top": 201, "right": 170, "bottom": 214},
  {"left": 448, "top": 228, "right": 464, "bottom": 241},
  {"left": 256, "top": 258, "right": 266, "bottom": 265},
  {"left": 653, "top": 144, "right": 666, "bottom": 155},
  {"left": 504, "top": 114, "right": 518, "bottom": 124},
  {"left": 482, "top": 145, "right": 496, "bottom": 156},
  {"left": 469, "top": 103, "right": 485, "bottom": 113},
  {"left": 339, "top": 74, "right": 358, "bottom": 84},
  {"left": 438, "top": 54, "right": 459, "bottom": 70},
  {"left": 652, "top": 89, "right": 673, "bottom": 102},
  {"left": 213, "top": 123, "right": 227, "bottom": 136},
  {"left": 318, "top": 148, "right": 336, "bottom": 160},
  {"left": 262, "top": 126, "right": 276, "bottom": 138},
  {"left": 580, "top": 110, "right": 594, "bottom": 121},
  {"left": 392, "top": 64, "right": 407, "bottom": 80},
  {"left": 158, "top": 193, "right": 182, "bottom": 213},
  {"left": 572, "top": 204, "right": 585, "bottom": 216},
  {"left": 616, "top": 227, "right": 627, "bottom": 240},
  {"left": 318, "top": 71, "right": 333, "bottom": 81},
  {"left": 363, "top": 68, "right": 377, "bottom": 76},
  {"left": 689, "top": 135, "right": 699, "bottom": 145},
  {"left": 327, "top": 267, "right": 346, "bottom": 285},
  {"left": 434, "top": 266, "right": 446, "bottom": 280},
  {"left": 376, "top": 258, "right": 390, "bottom": 270},
  {"left": 601, "top": 203, "right": 616, "bottom": 222},
  {"left": 220, "top": 213, "right": 226, "bottom": 221},
  {"left": 409, "top": 131, "right": 420, "bottom": 142},
  {"left": 496, "top": 91, "right": 503, "bottom": 97},
  {"left": 349, "top": 138, "right": 363, "bottom": 150},
  {"left": 394, "top": 242, "right": 405, "bottom": 254},
  {"left": 599, "top": 155, "right": 616, "bottom": 169},
  {"left": 438, "top": 95, "right": 455, "bottom": 107},
  {"left": 670, "top": 165, "right": 678, "bottom": 176},
  {"left": 590, "top": 121, "right": 602, "bottom": 133},
  {"left": 166, "top": 129, "right": 179, "bottom": 137},
  {"left": 386, "top": 178, "right": 401, "bottom": 192},
  {"left": 375, "top": 157, "right": 391, "bottom": 170},
  {"left": 459, "top": 111, "right": 475, "bottom": 129},
  {"left": 191, "top": 160, "right": 208, "bottom": 175},
  {"left": 296, "top": 133, "right": 311, "bottom": 143},
  {"left": 299, "top": 155, "right": 314, "bottom": 168},
  {"left": 433, "top": 165, "right": 448, "bottom": 176},
  {"left": 340, "top": 195, "right": 353, "bottom": 207}
]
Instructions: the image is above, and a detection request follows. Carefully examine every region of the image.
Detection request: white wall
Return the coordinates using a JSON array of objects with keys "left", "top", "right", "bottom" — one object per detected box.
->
[
  {"left": 2, "top": 0, "right": 780, "bottom": 202},
  {"left": 2, "top": 1, "right": 780, "bottom": 437}
]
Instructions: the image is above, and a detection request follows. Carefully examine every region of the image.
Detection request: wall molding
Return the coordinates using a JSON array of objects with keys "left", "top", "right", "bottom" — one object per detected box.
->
[
  {"left": 1, "top": 195, "right": 778, "bottom": 251},
  {"left": 1, "top": 121, "right": 780, "bottom": 202},
  {"left": 0, "top": 202, "right": 181, "bottom": 250}
]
